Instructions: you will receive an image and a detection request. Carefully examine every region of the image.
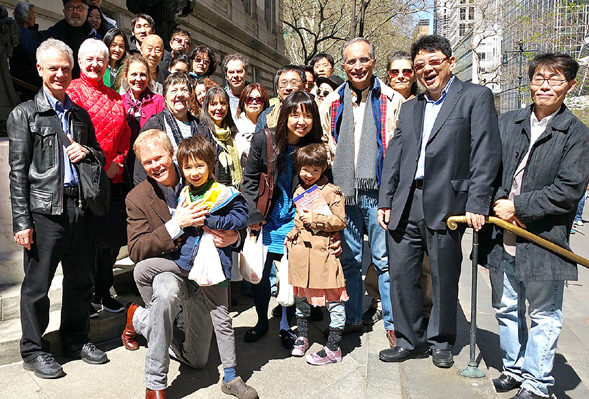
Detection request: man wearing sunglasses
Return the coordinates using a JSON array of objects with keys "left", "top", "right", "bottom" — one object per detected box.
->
[
  {"left": 482, "top": 53, "right": 589, "bottom": 399},
  {"left": 319, "top": 37, "right": 404, "bottom": 343},
  {"left": 377, "top": 34, "right": 501, "bottom": 368},
  {"left": 160, "top": 29, "right": 191, "bottom": 72}
]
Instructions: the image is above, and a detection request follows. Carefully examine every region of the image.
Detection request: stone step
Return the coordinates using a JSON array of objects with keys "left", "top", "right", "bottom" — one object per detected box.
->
[
  {"left": 0, "top": 257, "right": 136, "bottom": 322},
  {"left": 0, "top": 291, "right": 142, "bottom": 366}
]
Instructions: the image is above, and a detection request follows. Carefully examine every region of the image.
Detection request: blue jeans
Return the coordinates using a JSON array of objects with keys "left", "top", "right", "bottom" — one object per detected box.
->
[
  {"left": 575, "top": 194, "right": 585, "bottom": 222},
  {"left": 490, "top": 252, "right": 564, "bottom": 397},
  {"left": 341, "top": 190, "right": 392, "bottom": 328}
]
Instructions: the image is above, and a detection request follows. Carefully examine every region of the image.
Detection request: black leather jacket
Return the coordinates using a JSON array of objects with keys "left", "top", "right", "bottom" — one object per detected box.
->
[{"left": 7, "top": 90, "right": 105, "bottom": 234}]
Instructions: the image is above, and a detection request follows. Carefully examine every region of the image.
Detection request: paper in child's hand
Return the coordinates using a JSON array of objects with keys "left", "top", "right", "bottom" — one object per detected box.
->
[{"left": 294, "top": 185, "right": 332, "bottom": 215}]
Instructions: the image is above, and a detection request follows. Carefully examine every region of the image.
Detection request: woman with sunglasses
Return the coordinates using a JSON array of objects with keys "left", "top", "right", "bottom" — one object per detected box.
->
[
  {"left": 386, "top": 51, "right": 419, "bottom": 100},
  {"left": 315, "top": 75, "right": 345, "bottom": 104},
  {"left": 189, "top": 45, "right": 217, "bottom": 79},
  {"left": 234, "top": 83, "right": 270, "bottom": 166}
]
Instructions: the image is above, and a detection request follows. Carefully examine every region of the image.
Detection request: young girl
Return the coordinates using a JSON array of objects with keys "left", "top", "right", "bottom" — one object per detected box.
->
[
  {"left": 133, "top": 135, "right": 256, "bottom": 398},
  {"left": 286, "top": 143, "right": 348, "bottom": 365}
]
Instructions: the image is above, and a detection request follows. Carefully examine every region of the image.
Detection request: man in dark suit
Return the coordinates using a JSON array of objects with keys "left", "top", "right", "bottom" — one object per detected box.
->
[{"left": 377, "top": 35, "right": 501, "bottom": 367}]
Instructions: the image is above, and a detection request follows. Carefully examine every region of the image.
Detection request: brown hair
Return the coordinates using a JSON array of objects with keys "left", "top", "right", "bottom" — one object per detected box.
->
[
  {"left": 176, "top": 135, "right": 216, "bottom": 178},
  {"left": 294, "top": 143, "right": 328, "bottom": 173},
  {"left": 116, "top": 53, "right": 153, "bottom": 92},
  {"left": 236, "top": 83, "right": 270, "bottom": 117}
]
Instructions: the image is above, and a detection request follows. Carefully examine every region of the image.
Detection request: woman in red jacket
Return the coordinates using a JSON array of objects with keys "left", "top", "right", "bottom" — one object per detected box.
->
[{"left": 67, "top": 38, "right": 131, "bottom": 315}]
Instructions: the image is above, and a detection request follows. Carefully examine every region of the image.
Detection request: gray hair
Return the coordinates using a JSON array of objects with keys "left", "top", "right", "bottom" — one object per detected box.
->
[
  {"left": 36, "top": 38, "right": 74, "bottom": 68},
  {"left": 78, "top": 38, "right": 109, "bottom": 62},
  {"left": 222, "top": 53, "right": 249, "bottom": 74},
  {"left": 13, "top": 2, "right": 34, "bottom": 26},
  {"left": 341, "top": 37, "right": 375, "bottom": 62}
]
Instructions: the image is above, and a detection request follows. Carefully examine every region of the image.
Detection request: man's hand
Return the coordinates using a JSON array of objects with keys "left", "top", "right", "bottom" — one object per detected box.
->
[
  {"left": 377, "top": 208, "right": 390, "bottom": 230},
  {"left": 493, "top": 199, "right": 526, "bottom": 228},
  {"left": 65, "top": 134, "right": 89, "bottom": 164},
  {"left": 14, "top": 228, "right": 34, "bottom": 250},
  {"left": 465, "top": 211, "right": 485, "bottom": 232},
  {"left": 203, "top": 227, "right": 239, "bottom": 248},
  {"left": 329, "top": 231, "right": 342, "bottom": 257},
  {"left": 106, "top": 162, "right": 122, "bottom": 178},
  {"left": 173, "top": 199, "right": 209, "bottom": 228}
]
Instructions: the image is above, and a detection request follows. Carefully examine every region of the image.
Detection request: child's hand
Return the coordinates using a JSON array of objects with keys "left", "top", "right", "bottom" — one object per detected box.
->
[{"left": 300, "top": 209, "right": 313, "bottom": 225}]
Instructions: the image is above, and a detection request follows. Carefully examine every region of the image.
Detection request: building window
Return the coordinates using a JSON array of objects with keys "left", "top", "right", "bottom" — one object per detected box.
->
[
  {"left": 459, "top": 23, "right": 466, "bottom": 36},
  {"left": 469, "top": 7, "right": 475, "bottom": 20},
  {"left": 460, "top": 8, "right": 466, "bottom": 20},
  {"left": 479, "top": 52, "right": 486, "bottom": 60},
  {"left": 265, "top": 0, "right": 275, "bottom": 31}
]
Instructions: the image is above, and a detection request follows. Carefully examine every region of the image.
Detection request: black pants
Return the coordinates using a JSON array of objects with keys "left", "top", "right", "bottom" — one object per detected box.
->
[
  {"left": 387, "top": 187, "right": 464, "bottom": 351},
  {"left": 251, "top": 252, "right": 294, "bottom": 328},
  {"left": 20, "top": 197, "right": 95, "bottom": 361}
]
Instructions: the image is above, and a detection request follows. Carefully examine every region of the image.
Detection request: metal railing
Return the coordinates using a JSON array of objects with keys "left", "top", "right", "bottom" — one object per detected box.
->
[{"left": 446, "top": 215, "right": 589, "bottom": 378}]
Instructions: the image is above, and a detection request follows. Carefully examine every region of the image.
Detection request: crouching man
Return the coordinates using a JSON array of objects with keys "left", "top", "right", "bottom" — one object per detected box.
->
[{"left": 484, "top": 53, "right": 589, "bottom": 399}]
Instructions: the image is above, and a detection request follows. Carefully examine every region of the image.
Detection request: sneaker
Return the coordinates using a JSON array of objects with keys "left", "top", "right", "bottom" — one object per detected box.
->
[
  {"left": 100, "top": 296, "right": 125, "bottom": 313},
  {"left": 291, "top": 337, "right": 309, "bottom": 357},
  {"left": 574, "top": 220, "right": 584, "bottom": 227},
  {"left": 306, "top": 346, "right": 342, "bottom": 365},
  {"left": 221, "top": 376, "right": 259, "bottom": 399},
  {"left": 362, "top": 307, "right": 383, "bottom": 325},
  {"left": 89, "top": 306, "right": 99, "bottom": 318},
  {"left": 63, "top": 342, "right": 108, "bottom": 365},
  {"left": 23, "top": 353, "right": 65, "bottom": 379}
]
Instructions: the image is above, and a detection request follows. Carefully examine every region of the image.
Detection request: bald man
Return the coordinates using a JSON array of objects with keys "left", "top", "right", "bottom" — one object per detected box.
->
[{"left": 140, "top": 34, "right": 169, "bottom": 94}]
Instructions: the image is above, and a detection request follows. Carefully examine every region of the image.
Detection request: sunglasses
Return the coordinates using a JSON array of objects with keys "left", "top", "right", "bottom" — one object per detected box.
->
[
  {"left": 318, "top": 90, "right": 332, "bottom": 97},
  {"left": 388, "top": 69, "right": 413, "bottom": 78},
  {"left": 245, "top": 96, "right": 264, "bottom": 105}
]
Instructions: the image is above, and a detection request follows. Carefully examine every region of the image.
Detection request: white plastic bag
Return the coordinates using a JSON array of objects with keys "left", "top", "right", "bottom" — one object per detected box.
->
[
  {"left": 276, "top": 247, "right": 294, "bottom": 306},
  {"left": 188, "top": 231, "right": 226, "bottom": 286},
  {"left": 239, "top": 229, "right": 265, "bottom": 284}
]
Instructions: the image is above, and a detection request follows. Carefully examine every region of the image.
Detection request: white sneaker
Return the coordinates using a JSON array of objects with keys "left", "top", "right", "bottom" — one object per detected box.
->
[{"left": 574, "top": 220, "right": 584, "bottom": 227}]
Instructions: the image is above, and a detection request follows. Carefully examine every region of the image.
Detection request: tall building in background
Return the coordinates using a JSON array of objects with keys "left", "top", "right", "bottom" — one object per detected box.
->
[{"left": 416, "top": 18, "right": 431, "bottom": 37}]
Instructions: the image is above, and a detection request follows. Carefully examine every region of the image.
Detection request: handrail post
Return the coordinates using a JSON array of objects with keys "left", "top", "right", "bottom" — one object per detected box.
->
[{"left": 458, "top": 229, "right": 485, "bottom": 378}]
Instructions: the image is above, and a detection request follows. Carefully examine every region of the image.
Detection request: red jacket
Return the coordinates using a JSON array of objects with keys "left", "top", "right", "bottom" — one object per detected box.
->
[{"left": 67, "top": 74, "right": 131, "bottom": 183}]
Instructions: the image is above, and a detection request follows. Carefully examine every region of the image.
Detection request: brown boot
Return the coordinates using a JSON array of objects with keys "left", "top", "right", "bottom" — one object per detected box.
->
[
  {"left": 386, "top": 330, "right": 397, "bottom": 348},
  {"left": 122, "top": 303, "right": 139, "bottom": 350},
  {"left": 146, "top": 388, "right": 166, "bottom": 398}
]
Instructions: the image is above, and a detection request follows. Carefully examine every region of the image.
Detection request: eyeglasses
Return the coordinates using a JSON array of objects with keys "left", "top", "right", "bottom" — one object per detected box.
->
[
  {"left": 173, "top": 38, "right": 190, "bottom": 46},
  {"left": 65, "top": 5, "right": 88, "bottom": 12},
  {"left": 194, "top": 57, "right": 210, "bottom": 65},
  {"left": 530, "top": 76, "right": 567, "bottom": 87},
  {"left": 245, "top": 96, "right": 264, "bottom": 105},
  {"left": 413, "top": 57, "right": 448, "bottom": 71},
  {"left": 318, "top": 90, "right": 332, "bottom": 97},
  {"left": 388, "top": 69, "right": 413, "bottom": 78},
  {"left": 278, "top": 79, "right": 302, "bottom": 89},
  {"left": 344, "top": 57, "right": 373, "bottom": 67}
]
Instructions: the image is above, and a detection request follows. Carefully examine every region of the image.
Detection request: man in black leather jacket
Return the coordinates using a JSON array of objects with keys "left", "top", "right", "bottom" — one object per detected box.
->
[{"left": 7, "top": 38, "right": 107, "bottom": 379}]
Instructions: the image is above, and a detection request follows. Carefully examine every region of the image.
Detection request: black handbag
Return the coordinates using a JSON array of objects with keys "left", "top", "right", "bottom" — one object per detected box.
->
[
  {"left": 56, "top": 125, "right": 110, "bottom": 216},
  {"left": 257, "top": 128, "right": 275, "bottom": 218}
]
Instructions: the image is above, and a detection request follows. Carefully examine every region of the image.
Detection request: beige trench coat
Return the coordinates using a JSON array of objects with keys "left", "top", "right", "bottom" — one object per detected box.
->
[{"left": 286, "top": 177, "right": 347, "bottom": 289}]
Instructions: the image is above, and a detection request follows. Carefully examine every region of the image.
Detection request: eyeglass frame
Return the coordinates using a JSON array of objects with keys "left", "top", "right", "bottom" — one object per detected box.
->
[
  {"left": 530, "top": 76, "right": 568, "bottom": 87},
  {"left": 413, "top": 57, "right": 448, "bottom": 72},
  {"left": 277, "top": 79, "right": 302, "bottom": 89},
  {"left": 65, "top": 5, "right": 88, "bottom": 12},
  {"left": 245, "top": 96, "right": 264, "bottom": 105},
  {"left": 388, "top": 68, "right": 414, "bottom": 78}
]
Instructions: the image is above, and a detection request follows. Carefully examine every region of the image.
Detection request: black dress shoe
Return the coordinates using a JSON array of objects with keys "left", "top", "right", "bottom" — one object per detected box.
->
[
  {"left": 493, "top": 373, "right": 522, "bottom": 393},
  {"left": 63, "top": 342, "right": 108, "bottom": 364},
  {"left": 23, "top": 353, "right": 65, "bottom": 379},
  {"left": 431, "top": 348, "right": 454, "bottom": 368},
  {"left": 280, "top": 329, "right": 296, "bottom": 349},
  {"left": 511, "top": 388, "right": 546, "bottom": 399},
  {"left": 244, "top": 325, "right": 268, "bottom": 343},
  {"left": 379, "top": 346, "right": 429, "bottom": 362}
]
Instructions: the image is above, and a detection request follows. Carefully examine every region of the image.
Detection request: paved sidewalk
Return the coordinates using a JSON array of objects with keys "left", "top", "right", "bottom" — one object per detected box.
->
[{"left": 1, "top": 224, "right": 589, "bottom": 398}]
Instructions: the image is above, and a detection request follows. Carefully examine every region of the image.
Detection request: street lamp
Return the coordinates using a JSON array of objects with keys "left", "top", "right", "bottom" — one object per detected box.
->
[{"left": 502, "top": 41, "right": 535, "bottom": 109}]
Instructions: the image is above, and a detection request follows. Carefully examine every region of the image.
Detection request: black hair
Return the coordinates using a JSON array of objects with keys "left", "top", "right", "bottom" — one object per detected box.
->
[
  {"left": 103, "top": 28, "right": 129, "bottom": 70},
  {"left": 177, "top": 135, "right": 216, "bottom": 179},
  {"left": 274, "top": 64, "right": 307, "bottom": 89},
  {"left": 273, "top": 91, "right": 323, "bottom": 167},
  {"left": 293, "top": 143, "right": 328, "bottom": 173},
  {"left": 199, "top": 86, "right": 237, "bottom": 135},
  {"left": 190, "top": 45, "right": 217, "bottom": 77},
  {"left": 528, "top": 52, "right": 579, "bottom": 82},
  {"left": 410, "top": 34, "right": 452, "bottom": 61},
  {"left": 131, "top": 13, "right": 155, "bottom": 32},
  {"left": 310, "top": 52, "right": 335, "bottom": 68}
]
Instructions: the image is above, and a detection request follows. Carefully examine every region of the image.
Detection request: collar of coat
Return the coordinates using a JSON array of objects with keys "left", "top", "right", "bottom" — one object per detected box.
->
[{"left": 513, "top": 103, "right": 574, "bottom": 133}]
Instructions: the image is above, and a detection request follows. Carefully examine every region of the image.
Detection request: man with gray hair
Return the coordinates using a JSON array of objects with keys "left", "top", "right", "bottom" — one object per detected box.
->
[
  {"left": 46, "top": 0, "right": 98, "bottom": 78},
  {"left": 223, "top": 54, "right": 250, "bottom": 116},
  {"left": 7, "top": 38, "right": 107, "bottom": 379},
  {"left": 319, "top": 37, "right": 404, "bottom": 347}
]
